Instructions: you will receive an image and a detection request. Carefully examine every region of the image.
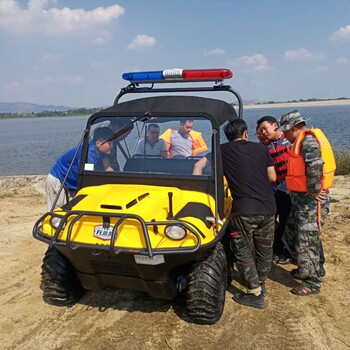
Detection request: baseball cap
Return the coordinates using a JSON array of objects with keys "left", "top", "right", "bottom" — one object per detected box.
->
[{"left": 279, "top": 110, "right": 310, "bottom": 131}]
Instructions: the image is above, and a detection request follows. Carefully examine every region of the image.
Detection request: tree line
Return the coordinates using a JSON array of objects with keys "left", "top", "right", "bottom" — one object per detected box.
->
[
  {"left": 1, "top": 97, "right": 349, "bottom": 119},
  {"left": 261, "top": 97, "right": 349, "bottom": 105},
  {"left": 0, "top": 107, "right": 103, "bottom": 119}
]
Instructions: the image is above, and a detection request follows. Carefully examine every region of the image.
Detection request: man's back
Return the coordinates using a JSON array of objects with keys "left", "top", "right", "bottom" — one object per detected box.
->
[{"left": 221, "top": 140, "right": 276, "bottom": 215}]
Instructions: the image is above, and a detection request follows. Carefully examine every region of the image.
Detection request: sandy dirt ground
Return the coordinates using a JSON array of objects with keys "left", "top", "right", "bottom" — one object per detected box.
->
[{"left": 0, "top": 175, "right": 349, "bottom": 350}]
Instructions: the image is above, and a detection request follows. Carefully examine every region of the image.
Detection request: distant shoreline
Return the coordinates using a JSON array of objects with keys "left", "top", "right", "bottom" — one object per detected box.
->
[
  {"left": 1, "top": 99, "right": 350, "bottom": 119},
  {"left": 244, "top": 99, "right": 350, "bottom": 109}
]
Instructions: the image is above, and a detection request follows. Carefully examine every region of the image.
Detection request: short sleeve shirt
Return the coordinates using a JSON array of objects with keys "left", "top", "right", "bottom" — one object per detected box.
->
[
  {"left": 170, "top": 131, "right": 192, "bottom": 158},
  {"left": 134, "top": 138, "right": 167, "bottom": 156},
  {"left": 50, "top": 141, "right": 101, "bottom": 190},
  {"left": 220, "top": 140, "right": 276, "bottom": 215}
]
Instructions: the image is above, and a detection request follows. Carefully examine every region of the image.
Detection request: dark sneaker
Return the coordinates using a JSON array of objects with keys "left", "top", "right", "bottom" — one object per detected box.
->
[
  {"left": 276, "top": 257, "right": 292, "bottom": 265},
  {"left": 318, "top": 265, "right": 326, "bottom": 277},
  {"left": 272, "top": 254, "right": 280, "bottom": 262},
  {"left": 260, "top": 282, "right": 267, "bottom": 297},
  {"left": 291, "top": 268, "right": 301, "bottom": 280},
  {"left": 233, "top": 292, "right": 266, "bottom": 309}
]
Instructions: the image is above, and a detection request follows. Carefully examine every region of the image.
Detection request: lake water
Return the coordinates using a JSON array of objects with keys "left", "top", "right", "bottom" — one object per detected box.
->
[{"left": 0, "top": 105, "right": 349, "bottom": 176}]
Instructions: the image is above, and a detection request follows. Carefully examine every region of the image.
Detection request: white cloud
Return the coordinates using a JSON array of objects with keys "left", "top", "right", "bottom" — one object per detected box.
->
[
  {"left": 92, "top": 31, "right": 113, "bottom": 45},
  {"left": 229, "top": 54, "right": 269, "bottom": 72},
  {"left": 0, "top": 1, "right": 124, "bottom": 43},
  {"left": 127, "top": 34, "right": 156, "bottom": 50},
  {"left": 90, "top": 61, "right": 109, "bottom": 70},
  {"left": 44, "top": 75, "right": 82, "bottom": 83},
  {"left": 309, "top": 66, "right": 329, "bottom": 73},
  {"left": 204, "top": 48, "right": 225, "bottom": 56},
  {"left": 28, "top": 0, "right": 56, "bottom": 12},
  {"left": 336, "top": 56, "right": 350, "bottom": 64},
  {"left": 0, "top": 0, "right": 20, "bottom": 12},
  {"left": 284, "top": 48, "right": 326, "bottom": 61},
  {"left": 3, "top": 75, "right": 82, "bottom": 91},
  {"left": 0, "top": 74, "right": 82, "bottom": 104},
  {"left": 330, "top": 25, "right": 350, "bottom": 41},
  {"left": 39, "top": 54, "right": 63, "bottom": 64}
]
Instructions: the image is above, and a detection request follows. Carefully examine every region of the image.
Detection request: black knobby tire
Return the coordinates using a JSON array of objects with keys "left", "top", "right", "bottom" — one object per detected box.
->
[
  {"left": 40, "top": 247, "right": 85, "bottom": 306},
  {"left": 221, "top": 232, "right": 234, "bottom": 286},
  {"left": 186, "top": 243, "right": 227, "bottom": 324}
]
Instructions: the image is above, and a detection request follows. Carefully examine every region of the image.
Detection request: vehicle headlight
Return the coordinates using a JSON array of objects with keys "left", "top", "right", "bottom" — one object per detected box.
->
[
  {"left": 50, "top": 215, "right": 65, "bottom": 229},
  {"left": 164, "top": 225, "right": 187, "bottom": 240}
]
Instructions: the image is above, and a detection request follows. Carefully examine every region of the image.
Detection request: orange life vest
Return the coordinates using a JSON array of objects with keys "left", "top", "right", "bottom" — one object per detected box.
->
[
  {"left": 160, "top": 129, "right": 208, "bottom": 158},
  {"left": 286, "top": 128, "right": 336, "bottom": 192}
]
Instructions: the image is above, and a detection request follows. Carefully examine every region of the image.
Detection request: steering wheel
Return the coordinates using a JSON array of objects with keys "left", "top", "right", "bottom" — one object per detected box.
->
[{"left": 186, "top": 156, "right": 203, "bottom": 160}]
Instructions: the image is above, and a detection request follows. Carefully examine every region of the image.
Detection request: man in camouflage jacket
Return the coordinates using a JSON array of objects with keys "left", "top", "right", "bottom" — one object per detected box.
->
[{"left": 279, "top": 110, "right": 331, "bottom": 296}]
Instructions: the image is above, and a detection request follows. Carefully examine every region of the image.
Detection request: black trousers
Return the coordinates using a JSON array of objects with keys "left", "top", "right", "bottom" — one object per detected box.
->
[{"left": 273, "top": 190, "right": 291, "bottom": 256}]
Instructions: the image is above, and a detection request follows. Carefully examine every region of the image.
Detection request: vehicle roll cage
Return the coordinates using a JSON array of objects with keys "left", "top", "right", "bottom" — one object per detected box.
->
[
  {"left": 113, "top": 81, "right": 244, "bottom": 119},
  {"left": 46, "top": 78, "right": 242, "bottom": 251}
]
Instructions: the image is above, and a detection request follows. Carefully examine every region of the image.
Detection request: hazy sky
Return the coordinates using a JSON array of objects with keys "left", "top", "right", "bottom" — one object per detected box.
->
[{"left": 1, "top": 0, "right": 350, "bottom": 107}]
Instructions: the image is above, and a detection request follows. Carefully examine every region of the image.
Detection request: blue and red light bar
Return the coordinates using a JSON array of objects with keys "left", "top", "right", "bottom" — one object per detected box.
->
[{"left": 122, "top": 68, "right": 233, "bottom": 83}]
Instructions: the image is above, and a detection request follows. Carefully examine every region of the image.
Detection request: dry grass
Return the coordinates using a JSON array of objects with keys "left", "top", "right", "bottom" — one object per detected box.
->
[{"left": 335, "top": 150, "right": 350, "bottom": 175}]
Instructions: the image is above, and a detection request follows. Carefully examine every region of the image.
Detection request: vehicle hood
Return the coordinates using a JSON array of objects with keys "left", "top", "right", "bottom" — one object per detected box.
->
[{"left": 66, "top": 184, "right": 196, "bottom": 222}]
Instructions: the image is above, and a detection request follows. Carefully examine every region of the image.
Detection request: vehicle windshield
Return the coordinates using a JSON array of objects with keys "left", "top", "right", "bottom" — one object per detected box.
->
[{"left": 83, "top": 115, "right": 213, "bottom": 177}]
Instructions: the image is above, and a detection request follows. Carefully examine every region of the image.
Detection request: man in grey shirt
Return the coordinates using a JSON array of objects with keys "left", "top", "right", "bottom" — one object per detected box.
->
[
  {"left": 160, "top": 119, "right": 208, "bottom": 158},
  {"left": 134, "top": 124, "right": 167, "bottom": 158},
  {"left": 169, "top": 120, "right": 193, "bottom": 158}
]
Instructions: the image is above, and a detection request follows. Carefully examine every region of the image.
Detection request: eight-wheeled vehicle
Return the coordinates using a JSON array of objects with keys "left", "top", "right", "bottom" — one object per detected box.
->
[{"left": 33, "top": 68, "right": 243, "bottom": 324}]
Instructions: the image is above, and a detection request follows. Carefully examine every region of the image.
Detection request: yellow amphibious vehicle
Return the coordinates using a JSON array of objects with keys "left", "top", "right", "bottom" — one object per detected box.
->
[{"left": 33, "top": 68, "right": 244, "bottom": 324}]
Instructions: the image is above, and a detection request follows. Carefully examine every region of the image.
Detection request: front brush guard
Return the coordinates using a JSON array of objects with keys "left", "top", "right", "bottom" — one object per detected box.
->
[{"left": 33, "top": 210, "right": 203, "bottom": 257}]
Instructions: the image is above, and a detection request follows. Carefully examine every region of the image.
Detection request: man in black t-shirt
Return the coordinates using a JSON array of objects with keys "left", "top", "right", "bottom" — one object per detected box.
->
[{"left": 193, "top": 119, "right": 276, "bottom": 309}]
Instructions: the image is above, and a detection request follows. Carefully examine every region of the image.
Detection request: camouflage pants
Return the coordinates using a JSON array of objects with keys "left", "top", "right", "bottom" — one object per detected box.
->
[
  {"left": 283, "top": 192, "right": 330, "bottom": 289},
  {"left": 230, "top": 214, "right": 275, "bottom": 292}
]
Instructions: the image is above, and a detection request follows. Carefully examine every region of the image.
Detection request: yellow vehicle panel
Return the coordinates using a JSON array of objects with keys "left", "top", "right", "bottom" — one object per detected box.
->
[{"left": 40, "top": 184, "right": 232, "bottom": 250}]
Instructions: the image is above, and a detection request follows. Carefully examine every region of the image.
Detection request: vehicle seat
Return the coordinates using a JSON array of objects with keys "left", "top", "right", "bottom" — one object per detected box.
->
[{"left": 123, "top": 158, "right": 198, "bottom": 175}]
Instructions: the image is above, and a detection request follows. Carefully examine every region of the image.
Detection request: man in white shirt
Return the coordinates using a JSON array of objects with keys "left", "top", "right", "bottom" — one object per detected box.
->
[{"left": 134, "top": 124, "right": 167, "bottom": 158}]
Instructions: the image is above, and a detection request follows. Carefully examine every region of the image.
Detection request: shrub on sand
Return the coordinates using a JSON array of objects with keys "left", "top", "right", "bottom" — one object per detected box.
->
[{"left": 334, "top": 150, "right": 350, "bottom": 175}]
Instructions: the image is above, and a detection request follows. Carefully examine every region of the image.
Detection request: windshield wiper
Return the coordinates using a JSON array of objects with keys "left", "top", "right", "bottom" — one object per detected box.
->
[{"left": 101, "top": 111, "right": 151, "bottom": 145}]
